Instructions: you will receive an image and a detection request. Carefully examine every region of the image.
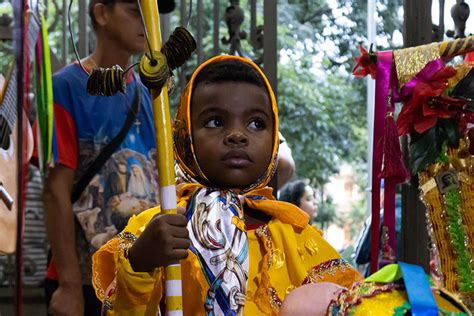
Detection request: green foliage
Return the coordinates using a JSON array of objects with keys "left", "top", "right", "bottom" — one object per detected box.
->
[
  {"left": 347, "top": 196, "right": 367, "bottom": 240},
  {"left": 35, "top": 0, "right": 404, "bottom": 188},
  {"left": 314, "top": 195, "right": 338, "bottom": 230},
  {"left": 278, "top": 58, "right": 365, "bottom": 184},
  {"left": 409, "top": 118, "right": 459, "bottom": 173},
  {"left": 334, "top": 0, "right": 403, "bottom": 61},
  {"left": 277, "top": 0, "right": 402, "bottom": 185},
  {"left": 0, "top": 2, "right": 13, "bottom": 75}
]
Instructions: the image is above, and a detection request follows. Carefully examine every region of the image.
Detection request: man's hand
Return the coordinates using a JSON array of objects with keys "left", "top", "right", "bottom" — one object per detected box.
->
[{"left": 49, "top": 284, "right": 84, "bottom": 316}]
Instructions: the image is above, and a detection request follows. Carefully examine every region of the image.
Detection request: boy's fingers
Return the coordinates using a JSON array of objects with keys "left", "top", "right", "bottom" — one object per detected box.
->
[
  {"left": 172, "top": 237, "right": 191, "bottom": 250},
  {"left": 171, "top": 249, "right": 189, "bottom": 260},
  {"left": 163, "top": 213, "right": 188, "bottom": 227},
  {"left": 168, "top": 225, "right": 189, "bottom": 239}
]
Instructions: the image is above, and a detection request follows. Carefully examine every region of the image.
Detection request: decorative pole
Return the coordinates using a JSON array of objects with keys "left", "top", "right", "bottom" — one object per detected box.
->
[{"left": 140, "top": 1, "right": 186, "bottom": 314}]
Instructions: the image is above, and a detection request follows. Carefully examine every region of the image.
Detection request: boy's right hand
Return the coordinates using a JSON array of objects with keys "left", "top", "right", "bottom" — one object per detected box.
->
[{"left": 128, "top": 211, "right": 190, "bottom": 272}]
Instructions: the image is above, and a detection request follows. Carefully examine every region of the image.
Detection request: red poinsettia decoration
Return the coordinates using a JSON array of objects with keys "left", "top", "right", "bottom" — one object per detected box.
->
[
  {"left": 397, "top": 64, "right": 465, "bottom": 136},
  {"left": 352, "top": 44, "right": 377, "bottom": 79}
]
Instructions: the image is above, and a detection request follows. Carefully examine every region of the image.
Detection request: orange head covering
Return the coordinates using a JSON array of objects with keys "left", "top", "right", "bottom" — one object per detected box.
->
[{"left": 173, "top": 55, "right": 279, "bottom": 193}]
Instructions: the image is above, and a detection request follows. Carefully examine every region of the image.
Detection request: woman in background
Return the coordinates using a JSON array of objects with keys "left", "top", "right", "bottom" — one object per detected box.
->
[{"left": 279, "top": 179, "right": 317, "bottom": 219}]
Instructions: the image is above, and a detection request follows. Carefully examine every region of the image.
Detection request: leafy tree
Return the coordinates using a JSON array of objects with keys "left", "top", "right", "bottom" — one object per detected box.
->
[
  {"left": 0, "top": 3, "right": 14, "bottom": 75},
  {"left": 278, "top": 56, "right": 364, "bottom": 184},
  {"left": 275, "top": 1, "right": 403, "bottom": 242},
  {"left": 314, "top": 195, "right": 338, "bottom": 231},
  {"left": 36, "top": 0, "right": 404, "bottom": 188},
  {"left": 277, "top": 0, "right": 403, "bottom": 187}
]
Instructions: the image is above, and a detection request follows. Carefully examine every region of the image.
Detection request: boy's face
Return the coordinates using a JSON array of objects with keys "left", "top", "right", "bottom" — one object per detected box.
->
[
  {"left": 191, "top": 82, "right": 274, "bottom": 189},
  {"left": 100, "top": 1, "right": 145, "bottom": 54}
]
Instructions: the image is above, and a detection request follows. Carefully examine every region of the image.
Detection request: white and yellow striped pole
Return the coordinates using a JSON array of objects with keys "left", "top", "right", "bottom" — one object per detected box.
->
[{"left": 140, "top": 1, "right": 183, "bottom": 315}]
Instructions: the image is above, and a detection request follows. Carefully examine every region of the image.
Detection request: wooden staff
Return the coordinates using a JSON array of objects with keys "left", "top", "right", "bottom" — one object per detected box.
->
[{"left": 140, "top": 1, "right": 183, "bottom": 315}]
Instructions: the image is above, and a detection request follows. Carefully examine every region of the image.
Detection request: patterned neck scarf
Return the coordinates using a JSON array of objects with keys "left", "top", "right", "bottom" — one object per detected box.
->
[{"left": 173, "top": 55, "right": 307, "bottom": 315}]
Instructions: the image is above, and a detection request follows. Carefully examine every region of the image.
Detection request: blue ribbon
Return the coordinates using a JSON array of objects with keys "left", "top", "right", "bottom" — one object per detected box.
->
[{"left": 399, "top": 262, "right": 438, "bottom": 316}]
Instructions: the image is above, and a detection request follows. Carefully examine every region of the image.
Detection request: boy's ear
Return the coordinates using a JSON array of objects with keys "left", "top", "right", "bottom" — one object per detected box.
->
[{"left": 93, "top": 3, "right": 109, "bottom": 28}]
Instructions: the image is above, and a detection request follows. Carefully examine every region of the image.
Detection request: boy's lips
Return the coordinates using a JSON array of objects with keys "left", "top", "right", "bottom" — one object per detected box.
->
[{"left": 221, "top": 150, "right": 251, "bottom": 168}]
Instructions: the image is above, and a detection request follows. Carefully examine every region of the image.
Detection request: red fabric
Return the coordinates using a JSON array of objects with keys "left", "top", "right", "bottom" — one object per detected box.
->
[
  {"left": 53, "top": 103, "right": 78, "bottom": 169},
  {"left": 379, "top": 115, "right": 409, "bottom": 184},
  {"left": 397, "top": 66, "right": 463, "bottom": 135},
  {"left": 370, "top": 51, "right": 393, "bottom": 274},
  {"left": 465, "top": 52, "right": 474, "bottom": 62},
  {"left": 32, "top": 102, "right": 78, "bottom": 170},
  {"left": 46, "top": 260, "right": 58, "bottom": 280}
]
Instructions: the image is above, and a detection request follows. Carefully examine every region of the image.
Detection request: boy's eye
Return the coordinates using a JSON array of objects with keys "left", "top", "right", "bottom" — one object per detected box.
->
[
  {"left": 248, "top": 118, "right": 266, "bottom": 130},
  {"left": 123, "top": 4, "right": 140, "bottom": 15},
  {"left": 204, "top": 118, "right": 223, "bottom": 128}
]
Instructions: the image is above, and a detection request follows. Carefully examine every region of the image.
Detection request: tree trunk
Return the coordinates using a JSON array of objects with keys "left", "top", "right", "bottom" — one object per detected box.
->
[{"left": 400, "top": 0, "right": 432, "bottom": 272}]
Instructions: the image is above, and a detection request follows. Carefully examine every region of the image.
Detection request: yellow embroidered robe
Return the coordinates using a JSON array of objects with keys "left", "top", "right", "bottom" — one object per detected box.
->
[{"left": 92, "top": 202, "right": 362, "bottom": 315}]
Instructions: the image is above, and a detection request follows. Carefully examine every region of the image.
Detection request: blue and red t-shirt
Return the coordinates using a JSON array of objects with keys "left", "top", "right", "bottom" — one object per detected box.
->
[{"left": 42, "top": 63, "right": 159, "bottom": 283}]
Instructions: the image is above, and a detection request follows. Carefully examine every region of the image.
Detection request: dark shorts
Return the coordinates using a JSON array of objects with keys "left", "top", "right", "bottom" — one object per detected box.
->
[{"left": 44, "top": 278, "right": 102, "bottom": 316}]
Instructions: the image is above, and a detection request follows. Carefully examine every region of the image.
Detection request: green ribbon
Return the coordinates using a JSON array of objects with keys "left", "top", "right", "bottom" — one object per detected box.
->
[
  {"left": 35, "top": 14, "right": 53, "bottom": 175},
  {"left": 365, "top": 264, "right": 403, "bottom": 283}
]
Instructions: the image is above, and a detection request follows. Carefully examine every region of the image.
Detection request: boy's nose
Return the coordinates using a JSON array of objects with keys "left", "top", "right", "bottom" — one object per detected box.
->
[{"left": 224, "top": 131, "right": 249, "bottom": 146}]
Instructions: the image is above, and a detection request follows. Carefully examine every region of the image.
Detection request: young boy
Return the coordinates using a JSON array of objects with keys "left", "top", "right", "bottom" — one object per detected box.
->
[{"left": 92, "top": 55, "right": 362, "bottom": 315}]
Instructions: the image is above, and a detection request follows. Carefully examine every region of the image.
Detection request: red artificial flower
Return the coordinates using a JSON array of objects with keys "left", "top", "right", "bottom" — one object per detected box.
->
[
  {"left": 397, "top": 66, "right": 464, "bottom": 135},
  {"left": 352, "top": 44, "right": 377, "bottom": 79}
]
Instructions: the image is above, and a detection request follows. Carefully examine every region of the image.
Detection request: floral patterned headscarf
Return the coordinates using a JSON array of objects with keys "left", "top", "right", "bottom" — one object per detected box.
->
[{"left": 173, "top": 55, "right": 279, "bottom": 193}]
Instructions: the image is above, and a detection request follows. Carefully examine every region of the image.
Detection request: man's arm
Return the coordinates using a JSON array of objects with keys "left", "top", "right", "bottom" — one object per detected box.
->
[{"left": 43, "top": 164, "right": 84, "bottom": 315}]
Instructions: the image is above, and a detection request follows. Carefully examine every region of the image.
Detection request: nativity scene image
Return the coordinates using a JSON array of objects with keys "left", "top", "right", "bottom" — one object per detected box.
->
[
  {"left": 1, "top": 0, "right": 473, "bottom": 315},
  {"left": 73, "top": 147, "right": 158, "bottom": 251}
]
